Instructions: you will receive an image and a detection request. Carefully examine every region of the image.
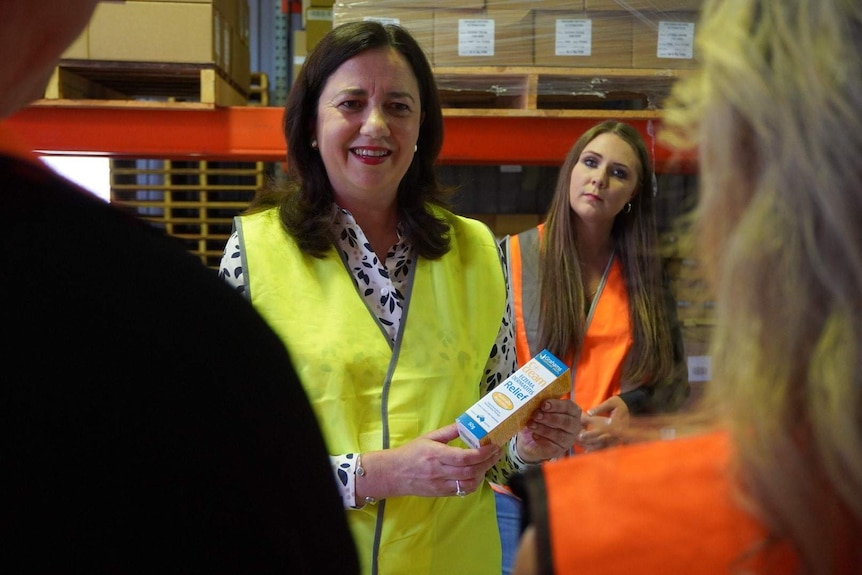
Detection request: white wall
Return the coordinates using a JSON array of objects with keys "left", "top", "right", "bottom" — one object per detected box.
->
[{"left": 42, "top": 156, "right": 111, "bottom": 202}]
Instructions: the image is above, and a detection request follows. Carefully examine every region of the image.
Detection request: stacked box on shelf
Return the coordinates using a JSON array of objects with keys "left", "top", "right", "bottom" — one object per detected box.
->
[
  {"left": 433, "top": 7, "right": 533, "bottom": 67},
  {"left": 586, "top": 0, "right": 701, "bottom": 69},
  {"left": 306, "top": 2, "right": 334, "bottom": 54},
  {"left": 333, "top": 3, "right": 434, "bottom": 64},
  {"left": 533, "top": 9, "right": 631, "bottom": 68},
  {"left": 659, "top": 214, "right": 715, "bottom": 388},
  {"left": 330, "top": 0, "right": 702, "bottom": 112},
  {"left": 58, "top": 0, "right": 251, "bottom": 103}
]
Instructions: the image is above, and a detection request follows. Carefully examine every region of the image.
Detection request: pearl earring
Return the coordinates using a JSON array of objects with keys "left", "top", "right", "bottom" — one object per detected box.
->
[
  {"left": 311, "top": 140, "right": 318, "bottom": 149},
  {"left": 414, "top": 144, "right": 418, "bottom": 153}
]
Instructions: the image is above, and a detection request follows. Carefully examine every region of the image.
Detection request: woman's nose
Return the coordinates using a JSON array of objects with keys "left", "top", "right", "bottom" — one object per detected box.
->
[
  {"left": 361, "top": 107, "right": 390, "bottom": 137},
  {"left": 592, "top": 169, "right": 608, "bottom": 188}
]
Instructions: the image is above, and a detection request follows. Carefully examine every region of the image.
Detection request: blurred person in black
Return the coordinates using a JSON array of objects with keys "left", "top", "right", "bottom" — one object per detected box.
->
[{"left": 0, "top": 1, "right": 359, "bottom": 572}]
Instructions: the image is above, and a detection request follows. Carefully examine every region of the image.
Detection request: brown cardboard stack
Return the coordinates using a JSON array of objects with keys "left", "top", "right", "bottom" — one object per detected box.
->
[
  {"left": 586, "top": 0, "right": 701, "bottom": 69},
  {"left": 60, "top": 0, "right": 251, "bottom": 97},
  {"left": 433, "top": 8, "right": 534, "bottom": 67},
  {"left": 332, "top": 0, "right": 702, "bottom": 70},
  {"left": 333, "top": 3, "right": 435, "bottom": 64},
  {"left": 305, "top": 0, "right": 334, "bottom": 54},
  {"left": 533, "top": 10, "right": 631, "bottom": 68}
]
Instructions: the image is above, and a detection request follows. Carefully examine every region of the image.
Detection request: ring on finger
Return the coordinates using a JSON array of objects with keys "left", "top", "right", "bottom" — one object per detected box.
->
[{"left": 455, "top": 479, "right": 466, "bottom": 497}]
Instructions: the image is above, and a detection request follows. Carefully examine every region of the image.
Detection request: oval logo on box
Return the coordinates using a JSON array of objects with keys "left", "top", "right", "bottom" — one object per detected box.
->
[{"left": 493, "top": 392, "right": 514, "bottom": 410}]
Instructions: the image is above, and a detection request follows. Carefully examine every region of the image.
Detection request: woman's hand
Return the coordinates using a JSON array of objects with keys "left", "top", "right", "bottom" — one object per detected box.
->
[
  {"left": 357, "top": 423, "right": 502, "bottom": 501},
  {"left": 577, "top": 395, "right": 630, "bottom": 452},
  {"left": 515, "top": 399, "right": 583, "bottom": 463}
]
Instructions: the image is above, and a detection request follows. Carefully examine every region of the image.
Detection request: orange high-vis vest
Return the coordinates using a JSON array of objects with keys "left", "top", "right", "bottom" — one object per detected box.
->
[
  {"left": 524, "top": 432, "right": 800, "bottom": 574},
  {"left": 507, "top": 225, "right": 633, "bottom": 411}
]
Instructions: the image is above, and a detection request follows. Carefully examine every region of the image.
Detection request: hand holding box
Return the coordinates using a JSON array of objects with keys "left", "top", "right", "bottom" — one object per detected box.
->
[{"left": 457, "top": 349, "right": 570, "bottom": 448}]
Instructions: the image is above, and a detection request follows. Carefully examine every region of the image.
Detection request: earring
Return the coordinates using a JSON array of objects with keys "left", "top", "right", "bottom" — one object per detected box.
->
[
  {"left": 311, "top": 140, "right": 318, "bottom": 149},
  {"left": 414, "top": 144, "right": 418, "bottom": 153},
  {"left": 623, "top": 202, "right": 632, "bottom": 214}
]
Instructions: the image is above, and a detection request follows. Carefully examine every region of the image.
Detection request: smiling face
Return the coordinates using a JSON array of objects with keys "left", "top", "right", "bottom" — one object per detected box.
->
[
  {"left": 313, "top": 46, "right": 422, "bottom": 210},
  {"left": 568, "top": 132, "right": 641, "bottom": 226}
]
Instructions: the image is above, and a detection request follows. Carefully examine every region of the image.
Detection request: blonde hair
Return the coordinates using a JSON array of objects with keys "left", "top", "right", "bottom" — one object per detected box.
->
[{"left": 662, "top": 0, "right": 862, "bottom": 572}]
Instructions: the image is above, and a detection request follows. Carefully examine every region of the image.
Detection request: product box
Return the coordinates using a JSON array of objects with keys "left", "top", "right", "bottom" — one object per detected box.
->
[
  {"left": 534, "top": 10, "right": 632, "bottom": 68},
  {"left": 632, "top": 11, "right": 699, "bottom": 69},
  {"left": 457, "top": 349, "right": 570, "bottom": 449},
  {"left": 434, "top": 9, "right": 533, "bottom": 67},
  {"left": 333, "top": 6, "right": 434, "bottom": 64}
]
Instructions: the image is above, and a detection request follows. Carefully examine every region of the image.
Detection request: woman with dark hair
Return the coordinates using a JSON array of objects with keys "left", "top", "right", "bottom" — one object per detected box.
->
[{"left": 219, "top": 21, "right": 580, "bottom": 575}]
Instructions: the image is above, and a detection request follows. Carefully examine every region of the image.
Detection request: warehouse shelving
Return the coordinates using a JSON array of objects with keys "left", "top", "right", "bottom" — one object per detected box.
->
[{"left": 7, "top": 103, "right": 695, "bottom": 172}]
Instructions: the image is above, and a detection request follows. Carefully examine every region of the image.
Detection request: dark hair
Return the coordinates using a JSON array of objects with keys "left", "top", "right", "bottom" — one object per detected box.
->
[
  {"left": 540, "top": 120, "right": 680, "bottom": 402},
  {"left": 248, "top": 20, "right": 451, "bottom": 258}
]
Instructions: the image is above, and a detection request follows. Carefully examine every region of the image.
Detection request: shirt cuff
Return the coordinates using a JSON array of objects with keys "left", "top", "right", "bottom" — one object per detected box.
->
[
  {"left": 509, "top": 435, "right": 537, "bottom": 469},
  {"left": 332, "top": 453, "right": 359, "bottom": 510}
]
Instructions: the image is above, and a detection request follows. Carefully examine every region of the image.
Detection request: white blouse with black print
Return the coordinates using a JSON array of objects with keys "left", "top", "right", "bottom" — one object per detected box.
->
[{"left": 219, "top": 204, "right": 531, "bottom": 509}]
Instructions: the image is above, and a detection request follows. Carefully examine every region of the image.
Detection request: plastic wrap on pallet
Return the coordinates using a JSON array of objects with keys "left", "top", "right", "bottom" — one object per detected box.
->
[{"left": 330, "top": 0, "right": 702, "bottom": 111}]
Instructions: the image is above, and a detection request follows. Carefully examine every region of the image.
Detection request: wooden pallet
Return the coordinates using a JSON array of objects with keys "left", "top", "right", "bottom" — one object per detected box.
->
[
  {"left": 432, "top": 66, "right": 689, "bottom": 115},
  {"left": 44, "top": 59, "right": 250, "bottom": 108},
  {"left": 109, "top": 159, "right": 266, "bottom": 268}
]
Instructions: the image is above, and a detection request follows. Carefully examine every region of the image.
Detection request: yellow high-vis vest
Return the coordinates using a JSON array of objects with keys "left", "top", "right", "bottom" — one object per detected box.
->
[{"left": 237, "top": 206, "right": 506, "bottom": 575}]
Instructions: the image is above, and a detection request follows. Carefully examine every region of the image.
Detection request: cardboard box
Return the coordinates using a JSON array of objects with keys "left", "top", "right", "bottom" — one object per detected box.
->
[
  {"left": 534, "top": 10, "right": 631, "bottom": 68},
  {"left": 682, "top": 325, "right": 712, "bottom": 383},
  {"left": 333, "top": 7, "right": 434, "bottom": 64},
  {"left": 293, "top": 30, "right": 307, "bottom": 83},
  {"left": 145, "top": 0, "right": 244, "bottom": 26},
  {"left": 304, "top": 0, "right": 334, "bottom": 28},
  {"left": 334, "top": 0, "right": 483, "bottom": 8},
  {"left": 85, "top": 1, "right": 250, "bottom": 94},
  {"left": 306, "top": 6, "right": 333, "bottom": 53},
  {"left": 485, "top": 0, "right": 584, "bottom": 8},
  {"left": 434, "top": 9, "right": 533, "bottom": 67},
  {"left": 62, "top": 26, "right": 90, "bottom": 59},
  {"left": 89, "top": 3, "right": 230, "bottom": 68},
  {"left": 632, "top": 11, "right": 699, "bottom": 68},
  {"left": 457, "top": 349, "right": 570, "bottom": 448},
  {"left": 231, "top": 26, "right": 250, "bottom": 91},
  {"left": 586, "top": 0, "right": 702, "bottom": 10}
]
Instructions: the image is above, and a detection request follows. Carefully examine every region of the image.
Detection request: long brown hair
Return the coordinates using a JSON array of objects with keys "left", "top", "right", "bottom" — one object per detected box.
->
[{"left": 539, "top": 120, "right": 679, "bottom": 402}]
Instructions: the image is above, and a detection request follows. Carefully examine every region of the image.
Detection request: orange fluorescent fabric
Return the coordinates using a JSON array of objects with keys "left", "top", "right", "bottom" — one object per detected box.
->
[{"left": 539, "top": 432, "right": 798, "bottom": 574}]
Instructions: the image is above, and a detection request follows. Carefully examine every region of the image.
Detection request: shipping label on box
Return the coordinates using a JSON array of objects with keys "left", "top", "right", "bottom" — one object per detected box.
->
[
  {"left": 534, "top": 10, "right": 632, "bottom": 68},
  {"left": 457, "top": 349, "right": 570, "bottom": 449},
  {"left": 434, "top": 9, "right": 534, "bottom": 67},
  {"left": 334, "top": 6, "right": 434, "bottom": 64},
  {"left": 632, "top": 11, "right": 698, "bottom": 68}
]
